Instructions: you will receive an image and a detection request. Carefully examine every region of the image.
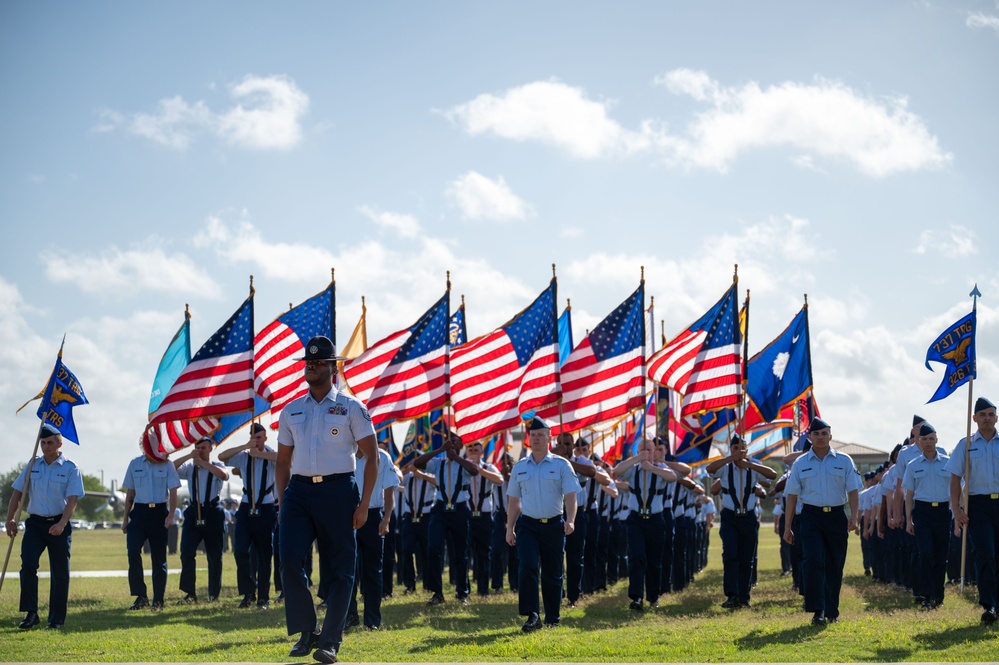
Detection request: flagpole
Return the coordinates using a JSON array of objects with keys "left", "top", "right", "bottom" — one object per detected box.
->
[
  {"left": 960, "top": 285, "right": 980, "bottom": 589},
  {"left": 552, "top": 264, "right": 564, "bottom": 438},
  {"left": 740, "top": 286, "right": 750, "bottom": 442}
]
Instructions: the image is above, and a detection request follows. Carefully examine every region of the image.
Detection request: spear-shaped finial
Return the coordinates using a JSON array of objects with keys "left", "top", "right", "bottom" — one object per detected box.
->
[
  {"left": 552, "top": 263, "right": 557, "bottom": 279},
  {"left": 567, "top": 298, "right": 571, "bottom": 310},
  {"left": 461, "top": 294, "right": 465, "bottom": 307},
  {"left": 331, "top": 267, "right": 335, "bottom": 284},
  {"left": 249, "top": 275, "right": 255, "bottom": 295},
  {"left": 447, "top": 270, "right": 451, "bottom": 290},
  {"left": 804, "top": 293, "right": 809, "bottom": 306},
  {"left": 641, "top": 265, "right": 645, "bottom": 282}
]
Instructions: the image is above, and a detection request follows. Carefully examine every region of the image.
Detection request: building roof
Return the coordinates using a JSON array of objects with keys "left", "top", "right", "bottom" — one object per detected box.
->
[{"left": 832, "top": 439, "right": 890, "bottom": 462}]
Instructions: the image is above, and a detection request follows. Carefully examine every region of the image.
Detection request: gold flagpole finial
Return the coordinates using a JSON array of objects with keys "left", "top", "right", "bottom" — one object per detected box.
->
[
  {"left": 552, "top": 263, "right": 557, "bottom": 279},
  {"left": 804, "top": 293, "right": 808, "bottom": 306},
  {"left": 446, "top": 270, "right": 451, "bottom": 290},
  {"left": 361, "top": 295, "right": 366, "bottom": 311},
  {"left": 249, "top": 275, "right": 255, "bottom": 295},
  {"left": 641, "top": 265, "right": 645, "bottom": 281},
  {"left": 331, "top": 267, "right": 335, "bottom": 283},
  {"left": 461, "top": 294, "right": 465, "bottom": 307},
  {"left": 567, "top": 298, "right": 571, "bottom": 311}
]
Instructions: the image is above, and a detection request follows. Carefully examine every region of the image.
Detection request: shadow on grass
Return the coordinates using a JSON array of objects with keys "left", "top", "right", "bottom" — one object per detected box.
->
[
  {"left": 734, "top": 622, "right": 836, "bottom": 650},
  {"left": 908, "top": 622, "right": 999, "bottom": 651},
  {"left": 850, "top": 575, "right": 921, "bottom": 612},
  {"left": 50, "top": 603, "right": 289, "bottom": 634}
]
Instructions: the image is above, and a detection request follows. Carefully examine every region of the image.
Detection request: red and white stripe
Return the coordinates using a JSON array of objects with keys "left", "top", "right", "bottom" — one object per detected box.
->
[
  {"left": 141, "top": 417, "right": 220, "bottom": 461},
  {"left": 648, "top": 330, "right": 740, "bottom": 420},
  {"left": 343, "top": 330, "right": 448, "bottom": 426},
  {"left": 451, "top": 330, "right": 560, "bottom": 443},
  {"left": 254, "top": 321, "right": 306, "bottom": 424},
  {"left": 150, "top": 351, "right": 254, "bottom": 424},
  {"left": 539, "top": 338, "right": 644, "bottom": 434}
]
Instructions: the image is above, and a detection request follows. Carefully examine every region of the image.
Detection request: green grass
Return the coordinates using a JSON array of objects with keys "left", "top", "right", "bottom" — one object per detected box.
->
[{"left": 2, "top": 527, "right": 999, "bottom": 661}]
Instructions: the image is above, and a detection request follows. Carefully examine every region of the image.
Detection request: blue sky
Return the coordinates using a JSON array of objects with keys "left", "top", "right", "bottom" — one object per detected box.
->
[{"left": 2, "top": 2, "right": 997, "bottom": 483}]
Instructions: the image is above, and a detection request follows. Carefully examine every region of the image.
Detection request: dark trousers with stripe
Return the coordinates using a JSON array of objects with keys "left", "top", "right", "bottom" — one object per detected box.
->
[
  {"left": 180, "top": 504, "right": 225, "bottom": 598},
  {"left": 594, "top": 515, "right": 611, "bottom": 590},
  {"left": 469, "top": 512, "right": 493, "bottom": 596},
  {"left": 627, "top": 512, "right": 665, "bottom": 602},
  {"left": 968, "top": 495, "right": 999, "bottom": 610},
  {"left": 912, "top": 501, "right": 949, "bottom": 604},
  {"left": 400, "top": 512, "right": 429, "bottom": 591},
  {"left": 799, "top": 505, "right": 848, "bottom": 619},
  {"left": 20, "top": 516, "right": 72, "bottom": 625},
  {"left": 720, "top": 508, "right": 758, "bottom": 602},
  {"left": 609, "top": 517, "right": 628, "bottom": 584},
  {"left": 234, "top": 503, "right": 276, "bottom": 602},
  {"left": 126, "top": 504, "right": 168, "bottom": 602},
  {"left": 671, "top": 515, "right": 690, "bottom": 592},
  {"left": 426, "top": 503, "right": 470, "bottom": 598},
  {"left": 564, "top": 508, "right": 587, "bottom": 602},
  {"left": 349, "top": 507, "right": 384, "bottom": 627},
  {"left": 657, "top": 511, "right": 674, "bottom": 596},
  {"left": 382, "top": 510, "right": 397, "bottom": 595},
  {"left": 280, "top": 475, "right": 357, "bottom": 653},
  {"left": 516, "top": 515, "right": 565, "bottom": 622}
]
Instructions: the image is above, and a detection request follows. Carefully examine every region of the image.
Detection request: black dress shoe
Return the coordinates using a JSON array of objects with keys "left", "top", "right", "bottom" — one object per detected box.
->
[
  {"left": 427, "top": 593, "right": 445, "bottom": 606},
  {"left": 18, "top": 612, "right": 39, "bottom": 630},
  {"left": 811, "top": 612, "right": 826, "bottom": 626},
  {"left": 128, "top": 597, "right": 149, "bottom": 611},
  {"left": 237, "top": 595, "right": 255, "bottom": 609},
  {"left": 257, "top": 599, "right": 269, "bottom": 610},
  {"left": 521, "top": 612, "right": 542, "bottom": 633},
  {"left": 629, "top": 599, "right": 644, "bottom": 611},
  {"left": 739, "top": 600, "right": 752, "bottom": 609},
  {"left": 206, "top": 595, "right": 218, "bottom": 603},
  {"left": 150, "top": 600, "right": 164, "bottom": 611},
  {"left": 981, "top": 608, "right": 997, "bottom": 624},
  {"left": 344, "top": 614, "right": 360, "bottom": 629},
  {"left": 313, "top": 647, "right": 338, "bottom": 663},
  {"left": 317, "top": 600, "right": 328, "bottom": 611},
  {"left": 288, "top": 631, "right": 320, "bottom": 657},
  {"left": 45, "top": 622, "right": 63, "bottom": 630},
  {"left": 181, "top": 593, "right": 198, "bottom": 604},
  {"left": 720, "top": 597, "right": 738, "bottom": 609},
  {"left": 544, "top": 619, "right": 560, "bottom": 628},
  {"left": 275, "top": 591, "right": 284, "bottom": 602}
]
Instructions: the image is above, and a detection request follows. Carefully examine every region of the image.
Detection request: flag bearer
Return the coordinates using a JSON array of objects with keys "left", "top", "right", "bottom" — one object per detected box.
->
[
  {"left": 948, "top": 397, "right": 999, "bottom": 624},
  {"left": 464, "top": 440, "right": 503, "bottom": 597},
  {"left": 5, "top": 424, "right": 85, "bottom": 630},
  {"left": 122, "top": 444, "right": 181, "bottom": 610},
  {"left": 173, "top": 436, "right": 229, "bottom": 603},
  {"left": 902, "top": 422, "right": 951, "bottom": 609},
  {"left": 783, "top": 418, "right": 863, "bottom": 626}
]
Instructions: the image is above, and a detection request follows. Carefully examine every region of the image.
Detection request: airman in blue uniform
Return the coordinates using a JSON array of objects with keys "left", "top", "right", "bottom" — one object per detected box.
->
[
  {"left": 506, "top": 417, "right": 580, "bottom": 631},
  {"left": 274, "top": 336, "right": 379, "bottom": 664},
  {"left": 947, "top": 396, "right": 999, "bottom": 624},
  {"left": 902, "top": 422, "right": 951, "bottom": 609},
  {"left": 464, "top": 440, "right": 503, "bottom": 597},
  {"left": 219, "top": 422, "right": 278, "bottom": 609},
  {"left": 122, "top": 446, "right": 181, "bottom": 610},
  {"left": 783, "top": 418, "right": 862, "bottom": 625},
  {"left": 173, "top": 436, "right": 229, "bottom": 603},
  {"left": 4, "top": 424, "right": 85, "bottom": 630}
]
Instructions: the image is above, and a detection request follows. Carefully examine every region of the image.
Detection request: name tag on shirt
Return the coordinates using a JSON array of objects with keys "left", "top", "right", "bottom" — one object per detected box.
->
[
  {"left": 970, "top": 447, "right": 984, "bottom": 459},
  {"left": 800, "top": 467, "right": 816, "bottom": 479}
]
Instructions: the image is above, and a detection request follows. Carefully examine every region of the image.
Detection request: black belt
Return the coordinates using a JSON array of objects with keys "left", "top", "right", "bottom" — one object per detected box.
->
[
  {"left": 802, "top": 504, "right": 844, "bottom": 514},
  {"left": 915, "top": 500, "right": 949, "bottom": 509},
  {"left": 192, "top": 498, "right": 220, "bottom": 508},
  {"left": 293, "top": 472, "right": 353, "bottom": 484},
  {"left": 471, "top": 511, "right": 492, "bottom": 518},
  {"left": 722, "top": 507, "right": 754, "bottom": 518},
  {"left": 521, "top": 515, "right": 562, "bottom": 524},
  {"left": 135, "top": 502, "right": 167, "bottom": 509},
  {"left": 29, "top": 514, "right": 62, "bottom": 522},
  {"left": 970, "top": 493, "right": 999, "bottom": 501}
]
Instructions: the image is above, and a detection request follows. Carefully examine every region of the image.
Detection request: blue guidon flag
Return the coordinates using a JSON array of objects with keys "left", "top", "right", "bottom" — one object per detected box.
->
[{"left": 925, "top": 308, "right": 976, "bottom": 403}]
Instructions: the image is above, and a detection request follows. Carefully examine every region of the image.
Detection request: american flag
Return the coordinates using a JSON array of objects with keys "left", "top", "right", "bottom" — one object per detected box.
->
[
  {"left": 648, "top": 282, "right": 741, "bottom": 422},
  {"left": 343, "top": 291, "right": 450, "bottom": 426},
  {"left": 150, "top": 294, "right": 255, "bottom": 426},
  {"left": 540, "top": 283, "right": 645, "bottom": 434},
  {"left": 255, "top": 282, "right": 334, "bottom": 424},
  {"left": 451, "top": 279, "right": 560, "bottom": 443},
  {"left": 141, "top": 418, "right": 219, "bottom": 460}
]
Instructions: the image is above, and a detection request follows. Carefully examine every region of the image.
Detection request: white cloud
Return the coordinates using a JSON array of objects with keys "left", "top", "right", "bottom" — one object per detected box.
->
[
  {"left": 653, "top": 68, "right": 951, "bottom": 177},
  {"left": 444, "top": 79, "right": 659, "bottom": 159},
  {"left": 967, "top": 12, "right": 999, "bottom": 30},
  {"left": 357, "top": 205, "right": 422, "bottom": 238},
  {"left": 102, "top": 75, "right": 309, "bottom": 151},
  {"left": 560, "top": 226, "right": 584, "bottom": 239},
  {"left": 913, "top": 224, "right": 978, "bottom": 258},
  {"left": 445, "top": 171, "right": 536, "bottom": 222},
  {"left": 42, "top": 242, "right": 222, "bottom": 299}
]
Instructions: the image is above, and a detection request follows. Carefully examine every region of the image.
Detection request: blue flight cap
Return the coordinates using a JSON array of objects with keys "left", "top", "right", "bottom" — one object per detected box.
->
[
  {"left": 527, "top": 417, "right": 551, "bottom": 432},
  {"left": 912, "top": 414, "right": 926, "bottom": 426},
  {"left": 810, "top": 418, "right": 831, "bottom": 432},
  {"left": 975, "top": 397, "right": 996, "bottom": 413},
  {"left": 40, "top": 423, "right": 61, "bottom": 438},
  {"left": 919, "top": 423, "right": 936, "bottom": 437}
]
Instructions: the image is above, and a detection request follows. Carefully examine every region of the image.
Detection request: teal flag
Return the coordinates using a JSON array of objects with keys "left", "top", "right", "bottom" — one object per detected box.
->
[
  {"left": 558, "top": 306, "right": 573, "bottom": 368},
  {"left": 149, "top": 312, "right": 192, "bottom": 416}
]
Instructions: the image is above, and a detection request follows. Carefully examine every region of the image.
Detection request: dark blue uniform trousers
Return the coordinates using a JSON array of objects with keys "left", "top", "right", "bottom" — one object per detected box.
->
[
  {"left": 126, "top": 503, "right": 168, "bottom": 603},
  {"left": 234, "top": 503, "right": 276, "bottom": 602},
  {"left": 468, "top": 512, "right": 493, "bottom": 596},
  {"left": 799, "top": 505, "right": 848, "bottom": 619},
  {"left": 400, "top": 512, "right": 429, "bottom": 591},
  {"left": 490, "top": 509, "right": 518, "bottom": 591},
  {"left": 426, "top": 503, "right": 470, "bottom": 598},
  {"left": 516, "top": 515, "right": 565, "bottom": 622},
  {"left": 180, "top": 503, "right": 225, "bottom": 598},
  {"left": 627, "top": 512, "right": 665, "bottom": 602},
  {"left": 720, "top": 508, "right": 758, "bottom": 602},
  {"left": 280, "top": 475, "right": 358, "bottom": 653},
  {"left": 657, "top": 511, "right": 674, "bottom": 597},
  {"left": 671, "top": 515, "right": 690, "bottom": 592},
  {"left": 20, "top": 515, "right": 72, "bottom": 625},
  {"left": 912, "top": 501, "right": 949, "bottom": 604},
  {"left": 968, "top": 495, "right": 999, "bottom": 610},
  {"left": 349, "top": 507, "right": 384, "bottom": 628},
  {"left": 564, "top": 508, "right": 587, "bottom": 602}
]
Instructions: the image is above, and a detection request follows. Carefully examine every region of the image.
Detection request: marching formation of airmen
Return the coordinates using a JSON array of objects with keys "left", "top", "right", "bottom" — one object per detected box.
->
[{"left": 5, "top": 336, "right": 999, "bottom": 661}]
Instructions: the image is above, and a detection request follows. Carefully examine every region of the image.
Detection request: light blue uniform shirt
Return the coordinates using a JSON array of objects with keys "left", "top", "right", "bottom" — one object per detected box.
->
[
  {"left": 227, "top": 448, "right": 277, "bottom": 505},
  {"left": 712, "top": 459, "right": 764, "bottom": 512},
  {"left": 507, "top": 452, "right": 580, "bottom": 519},
  {"left": 13, "top": 454, "right": 85, "bottom": 516},
  {"left": 356, "top": 448, "right": 400, "bottom": 509},
  {"left": 426, "top": 457, "right": 471, "bottom": 506},
  {"left": 785, "top": 448, "right": 863, "bottom": 507},
  {"left": 886, "top": 444, "right": 920, "bottom": 487},
  {"left": 122, "top": 456, "right": 181, "bottom": 505},
  {"left": 902, "top": 453, "right": 952, "bottom": 503},
  {"left": 492, "top": 478, "right": 510, "bottom": 513},
  {"left": 572, "top": 456, "right": 594, "bottom": 508},
  {"left": 177, "top": 461, "right": 225, "bottom": 505},
  {"left": 621, "top": 465, "right": 668, "bottom": 515},
  {"left": 468, "top": 462, "right": 499, "bottom": 514},
  {"left": 402, "top": 472, "right": 436, "bottom": 516},
  {"left": 945, "top": 430, "right": 999, "bottom": 495},
  {"left": 278, "top": 386, "right": 376, "bottom": 476}
]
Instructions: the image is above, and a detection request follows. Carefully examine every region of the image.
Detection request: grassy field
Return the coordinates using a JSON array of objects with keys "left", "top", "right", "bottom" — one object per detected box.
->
[{"left": 1, "top": 527, "right": 998, "bottom": 661}]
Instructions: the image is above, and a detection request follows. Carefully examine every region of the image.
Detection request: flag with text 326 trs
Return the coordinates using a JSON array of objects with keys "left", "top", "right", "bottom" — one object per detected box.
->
[{"left": 451, "top": 279, "right": 560, "bottom": 442}]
